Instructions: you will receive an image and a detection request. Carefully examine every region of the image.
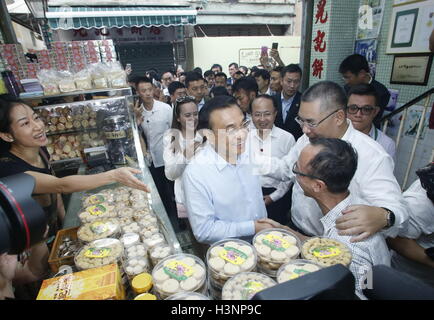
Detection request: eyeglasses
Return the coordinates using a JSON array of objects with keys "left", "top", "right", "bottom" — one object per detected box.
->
[
  {"left": 346, "top": 104, "right": 377, "bottom": 115},
  {"left": 226, "top": 119, "right": 251, "bottom": 136},
  {"left": 252, "top": 111, "right": 274, "bottom": 118},
  {"left": 292, "top": 163, "right": 324, "bottom": 181},
  {"left": 174, "top": 96, "right": 196, "bottom": 110},
  {"left": 295, "top": 108, "right": 342, "bottom": 129}
]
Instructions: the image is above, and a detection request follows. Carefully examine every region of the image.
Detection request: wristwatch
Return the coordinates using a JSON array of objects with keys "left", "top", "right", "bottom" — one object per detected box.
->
[{"left": 382, "top": 207, "right": 395, "bottom": 228}]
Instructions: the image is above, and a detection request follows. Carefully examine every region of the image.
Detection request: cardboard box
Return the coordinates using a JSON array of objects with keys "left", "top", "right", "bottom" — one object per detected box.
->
[{"left": 37, "top": 264, "right": 125, "bottom": 300}]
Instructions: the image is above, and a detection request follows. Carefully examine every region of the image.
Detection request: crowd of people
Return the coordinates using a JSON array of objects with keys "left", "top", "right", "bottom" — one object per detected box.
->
[{"left": 0, "top": 49, "right": 433, "bottom": 299}]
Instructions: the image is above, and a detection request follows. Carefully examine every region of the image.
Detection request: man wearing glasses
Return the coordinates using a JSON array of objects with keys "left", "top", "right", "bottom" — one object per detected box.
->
[
  {"left": 182, "top": 96, "right": 273, "bottom": 244},
  {"left": 346, "top": 84, "right": 396, "bottom": 159},
  {"left": 257, "top": 81, "right": 408, "bottom": 243}
]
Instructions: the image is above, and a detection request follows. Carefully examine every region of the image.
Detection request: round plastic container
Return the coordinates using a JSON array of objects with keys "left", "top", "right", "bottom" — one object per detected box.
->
[
  {"left": 139, "top": 222, "right": 160, "bottom": 240},
  {"left": 78, "top": 202, "right": 118, "bottom": 223},
  {"left": 133, "top": 208, "right": 154, "bottom": 221},
  {"left": 82, "top": 193, "right": 111, "bottom": 207},
  {"left": 136, "top": 215, "right": 158, "bottom": 226},
  {"left": 206, "top": 239, "right": 257, "bottom": 290},
  {"left": 117, "top": 207, "right": 135, "bottom": 219},
  {"left": 253, "top": 228, "right": 301, "bottom": 278},
  {"left": 122, "top": 221, "right": 142, "bottom": 234},
  {"left": 131, "top": 273, "right": 153, "bottom": 295},
  {"left": 152, "top": 253, "right": 207, "bottom": 299},
  {"left": 77, "top": 218, "right": 120, "bottom": 242},
  {"left": 222, "top": 272, "right": 276, "bottom": 300},
  {"left": 166, "top": 292, "right": 210, "bottom": 300},
  {"left": 149, "top": 244, "right": 173, "bottom": 267},
  {"left": 124, "top": 256, "right": 151, "bottom": 279},
  {"left": 120, "top": 233, "right": 141, "bottom": 248},
  {"left": 126, "top": 243, "right": 148, "bottom": 259},
  {"left": 301, "top": 237, "right": 352, "bottom": 268},
  {"left": 134, "top": 293, "right": 157, "bottom": 300},
  {"left": 142, "top": 232, "right": 165, "bottom": 249},
  {"left": 276, "top": 259, "right": 323, "bottom": 284},
  {"left": 74, "top": 238, "right": 124, "bottom": 270},
  {"left": 118, "top": 216, "right": 134, "bottom": 228}
]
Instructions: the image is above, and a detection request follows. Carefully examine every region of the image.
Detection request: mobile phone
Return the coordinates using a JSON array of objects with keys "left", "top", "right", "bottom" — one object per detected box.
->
[
  {"left": 261, "top": 46, "right": 268, "bottom": 56},
  {"left": 272, "top": 43, "right": 278, "bottom": 50}
]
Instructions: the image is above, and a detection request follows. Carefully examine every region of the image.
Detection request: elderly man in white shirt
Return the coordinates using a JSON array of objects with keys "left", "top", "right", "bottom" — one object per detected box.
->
[
  {"left": 134, "top": 76, "right": 175, "bottom": 217},
  {"left": 249, "top": 95, "right": 295, "bottom": 225},
  {"left": 346, "top": 84, "right": 396, "bottom": 159},
  {"left": 257, "top": 81, "right": 408, "bottom": 242}
]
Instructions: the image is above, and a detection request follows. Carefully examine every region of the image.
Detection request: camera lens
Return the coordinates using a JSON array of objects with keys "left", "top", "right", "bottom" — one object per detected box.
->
[{"left": 0, "top": 173, "right": 47, "bottom": 255}]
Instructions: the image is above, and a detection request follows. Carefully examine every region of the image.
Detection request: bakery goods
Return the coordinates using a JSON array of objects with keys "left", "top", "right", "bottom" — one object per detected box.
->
[
  {"left": 301, "top": 237, "right": 352, "bottom": 267},
  {"left": 75, "top": 238, "right": 123, "bottom": 270},
  {"left": 222, "top": 272, "right": 276, "bottom": 300},
  {"left": 277, "top": 259, "right": 322, "bottom": 283}
]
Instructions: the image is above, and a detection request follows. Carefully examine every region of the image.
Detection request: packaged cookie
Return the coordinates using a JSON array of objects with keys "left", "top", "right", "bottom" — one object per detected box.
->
[
  {"left": 222, "top": 272, "right": 276, "bottom": 300},
  {"left": 152, "top": 254, "right": 207, "bottom": 299},
  {"left": 301, "top": 237, "right": 352, "bottom": 267},
  {"left": 77, "top": 218, "right": 120, "bottom": 242},
  {"left": 82, "top": 193, "right": 110, "bottom": 207},
  {"left": 74, "top": 238, "right": 123, "bottom": 270},
  {"left": 149, "top": 244, "right": 173, "bottom": 267},
  {"left": 206, "top": 239, "right": 257, "bottom": 290},
  {"left": 132, "top": 208, "right": 153, "bottom": 221},
  {"left": 78, "top": 203, "right": 117, "bottom": 223},
  {"left": 142, "top": 233, "right": 165, "bottom": 250},
  {"left": 121, "top": 221, "right": 142, "bottom": 234},
  {"left": 126, "top": 243, "right": 147, "bottom": 259},
  {"left": 118, "top": 216, "right": 134, "bottom": 228},
  {"left": 253, "top": 228, "right": 301, "bottom": 277},
  {"left": 124, "top": 257, "right": 151, "bottom": 279},
  {"left": 120, "top": 232, "right": 141, "bottom": 248},
  {"left": 276, "top": 259, "right": 323, "bottom": 284},
  {"left": 166, "top": 292, "right": 210, "bottom": 300},
  {"left": 139, "top": 221, "right": 160, "bottom": 240}
]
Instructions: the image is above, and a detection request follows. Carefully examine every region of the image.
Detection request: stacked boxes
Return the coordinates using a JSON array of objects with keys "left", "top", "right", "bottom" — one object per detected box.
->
[
  {"left": 0, "top": 44, "right": 29, "bottom": 80},
  {"left": 98, "top": 40, "right": 117, "bottom": 63}
]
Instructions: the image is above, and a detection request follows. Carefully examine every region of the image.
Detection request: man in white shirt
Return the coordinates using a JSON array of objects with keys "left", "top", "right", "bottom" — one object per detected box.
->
[
  {"left": 232, "top": 77, "right": 258, "bottom": 122},
  {"left": 249, "top": 95, "right": 295, "bottom": 224},
  {"left": 135, "top": 76, "right": 175, "bottom": 217},
  {"left": 346, "top": 84, "right": 396, "bottom": 159},
  {"left": 264, "top": 138, "right": 390, "bottom": 299},
  {"left": 182, "top": 96, "right": 273, "bottom": 244},
  {"left": 258, "top": 81, "right": 408, "bottom": 242},
  {"left": 185, "top": 71, "right": 208, "bottom": 112}
]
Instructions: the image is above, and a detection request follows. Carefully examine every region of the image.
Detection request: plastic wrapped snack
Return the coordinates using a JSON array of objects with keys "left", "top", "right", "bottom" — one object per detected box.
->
[
  {"left": 276, "top": 259, "right": 323, "bottom": 284},
  {"left": 37, "top": 69, "right": 60, "bottom": 95},
  {"left": 301, "top": 237, "right": 352, "bottom": 267},
  {"left": 78, "top": 203, "right": 117, "bottom": 223},
  {"left": 152, "top": 254, "right": 207, "bottom": 299},
  {"left": 90, "top": 62, "right": 109, "bottom": 89},
  {"left": 222, "top": 272, "right": 276, "bottom": 300},
  {"left": 126, "top": 243, "right": 147, "bottom": 259},
  {"left": 74, "top": 68, "right": 93, "bottom": 90},
  {"left": 122, "top": 221, "right": 142, "bottom": 234},
  {"left": 74, "top": 238, "right": 123, "bottom": 270},
  {"left": 139, "top": 221, "right": 160, "bottom": 240},
  {"left": 149, "top": 244, "right": 173, "bottom": 267},
  {"left": 105, "top": 61, "right": 127, "bottom": 88},
  {"left": 82, "top": 193, "right": 110, "bottom": 207},
  {"left": 166, "top": 292, "right": 210, "bottom": 300},
  {"left": 207, "top": 239, "right": 257, "bottom": 291},
  {"left": 124, "top": 257, "right": 151, "bottom": 279},
  {"left": 77, "top": 218, "right": 120, "bottom": 242},
  {"left": 253, "top": 228, "right": 301, "bottom": 277},
  {"left": 58, "top": 71, "right": 77, "bottom": 93},
  {"left": 142, "top": 233, "right": 165, "bottom": 249},
  {"left": 120, "top": 232, "right": 141, "bottom": 248}
]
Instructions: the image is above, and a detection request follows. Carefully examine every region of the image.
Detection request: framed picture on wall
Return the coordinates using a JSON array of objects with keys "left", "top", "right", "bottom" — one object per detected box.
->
[{"left": 390, "top": 53, "right": 433, "bottom": 85}]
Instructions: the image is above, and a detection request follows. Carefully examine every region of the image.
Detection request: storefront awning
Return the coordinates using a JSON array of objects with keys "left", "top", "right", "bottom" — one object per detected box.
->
[{"left": 46, "top": 6, "right": 197, "bottom": 30}]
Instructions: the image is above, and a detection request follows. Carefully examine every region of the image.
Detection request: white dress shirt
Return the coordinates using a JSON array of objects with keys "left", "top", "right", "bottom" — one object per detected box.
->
[
  {"left": 368, "top": 125, "right": 396, "bottom": 160},
  {"left": 182, "top": 143, "right": 267, "bottom": 244},
  {"left": 140, "top": 99, "right": 173, "bottom": 168},
  {"left": 259, "top": 120, "right": 409, "bottom": 238},
  {"left": 248, "top": 126, "right": 295, "bottom": 201},
  {"left": 320, "top": 193, "right": 391, "bottom": 299}
]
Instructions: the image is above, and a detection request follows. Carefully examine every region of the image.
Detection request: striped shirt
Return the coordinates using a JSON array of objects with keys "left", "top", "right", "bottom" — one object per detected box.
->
[{"left": 320, "top": 193, "right": 391, "bottom": 299}]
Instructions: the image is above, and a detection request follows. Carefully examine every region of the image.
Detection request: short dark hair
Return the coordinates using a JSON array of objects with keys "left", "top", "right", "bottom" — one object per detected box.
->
[
  {"left": 229, "top": 62, "right": 239, "bottom": 69},
  {"left": 215, "top": 72, "right": 228, "bottom": 80},
  {"left": 168, "top": 81, "right": 186, "bottom": 96},
  {"left": 234, "top": 70, "right": 245, "bottom": 77},
  {"left": 232, "top": 76, "right": 258, "bottom": 96},
  {"left": 185, "top": 71, "right": 204, "bottom": 88},
  {"left": 193, "top": 67, "right": 203, "bottom": 76},
  {"left": 211, "top": 64, "right": 223, "bottom": 72},
  {"left": 271, "top": 66, "right": 283, "bottom": 74},
  {"left": 307, "top": 138, "right": 358, "bottom": 194},
  {"left": 135, "top": 76, "right": 153, "bottom": 86},
  {"left": 281, "top": 64, "right": 302, "bottom": 78},
  {"left": 252, "top": 94, "right": 277, "bottom": 111},
  {"left": 254, "top": 69, "right": 271, "bottom": 81},
  {"left": 347, "top": 83, "right": 378, "bottom": 106},
  {"left": 161, "top": 70, "right": 175, "bottom": 78},
  {"left": 339, "top": 54, "right": 370, "bottom": 75},
  {"left": 204, "top": 70, "right": 214, "bottom": 78},
  {"left": 128, "top": 74, "right": 141, "bottom": 83},
  {"left": 210, "top": 86, "right": 230, "bottom": 97},
  {"left": 239, "top": 66, "right": 248, "bottom": 74},
  {"left": 250, "top": 66, "right": 260, "bottom": 77},
  {"left": 302, "top": 81, "right": 347, "bottom": 113},
  {"left": 199, "top": 95, "right": 238, "bottom": 130}
]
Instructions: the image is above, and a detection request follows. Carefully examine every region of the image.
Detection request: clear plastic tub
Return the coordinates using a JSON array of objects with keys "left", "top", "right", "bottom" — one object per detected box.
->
[
  {"left": 276, "top": 259, "right": 323, "bottom": 284},
  {"left": 121, "top": 221, "right": 142, "bottom": 234},
  {"left": 77, "top": 218, "right": 120, "bottom": 242},
  {"left": 222, "top": 272, "right": 276, "bottom": 300},
  {"left": 206, "top": 238, "right": 257, "bottom": 289},
  {"left": 124, "top": 256, "right": 151, "bottom": 279},
  {"left": 78, "top": 203, "right": 118, "bottom": 223},
  {"left": 152, "top": 253, "right": 207, "bottom": 299},
  {"left": 118, "top": 216, "right": 134, "bottom": 228},
  {"left": 133, "top": 208, "right": 154, "bottom": 221},
  {"left": 301, "top": 237, "right": 352, "bottom": 267},
  {"left": 139, "top": 221, "right": 160, "bottom": 240},
  {"left": 166, "top": 292, "right": 210, "bottom": 300},
  {"left": 82, "top": 193, "right": 111, "bottom": 207},
  {"left": 126, "top": 243, "right": 148, "bottom": 259},
  {"left": 253, "top": 228, "right": 301, "bottom": 278},
  {"left": 120, "top": 232, "right": 141, "bottom": 248},
  {"left": 74, "top": 238, "right": 124, "bottom": 270},
  {"left": 149, "top": 243, "right": 173, "bottom": 267},
  {"left": 142, "top": 232, "right": 165, "bottom": 249}
]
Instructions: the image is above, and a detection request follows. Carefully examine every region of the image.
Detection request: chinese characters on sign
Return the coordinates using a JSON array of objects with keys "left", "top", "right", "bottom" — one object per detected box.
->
[{"left": 312, "top": 0, "right": 328, "bottom": 79}]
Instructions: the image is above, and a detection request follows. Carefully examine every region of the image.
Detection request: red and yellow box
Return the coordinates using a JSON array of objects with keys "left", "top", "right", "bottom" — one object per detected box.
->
[{"left": 37, "top": 264, "right": 125, "bottom": 300}]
